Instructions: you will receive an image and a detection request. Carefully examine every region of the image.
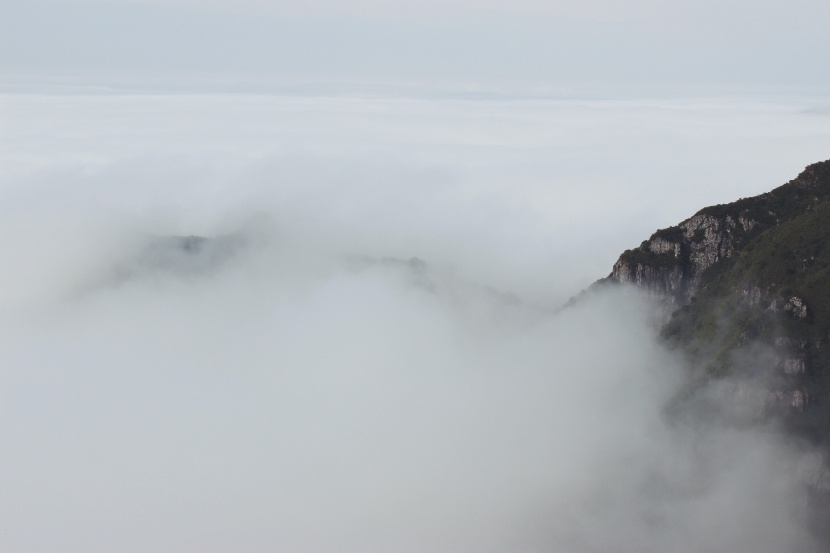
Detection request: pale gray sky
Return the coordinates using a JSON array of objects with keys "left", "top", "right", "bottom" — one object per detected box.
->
[{"left": 2, "top": 0, "right": 829, "bottom": 91}]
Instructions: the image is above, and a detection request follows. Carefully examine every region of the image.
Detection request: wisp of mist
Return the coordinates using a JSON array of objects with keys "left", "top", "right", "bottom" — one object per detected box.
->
[{"left": 2, "top": 92, "right": 830, "bottom": 552}]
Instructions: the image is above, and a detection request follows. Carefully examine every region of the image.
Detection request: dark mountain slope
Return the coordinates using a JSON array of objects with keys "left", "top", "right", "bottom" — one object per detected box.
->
[
  {"left": 600, "top": 159, "right": 830, "bottom": 441},
  {"left": 603, "top": 160, "right": 830, "bottom": 316}
]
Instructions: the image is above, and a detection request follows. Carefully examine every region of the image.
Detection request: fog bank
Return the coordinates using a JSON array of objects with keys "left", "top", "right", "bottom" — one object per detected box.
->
[
  {"left": 3, "top": 93, "right": 830, "bottom": 303},
  {"left": 0, "top": 221, "right": 823, "bottom": 552},
  {"left": 2, "top": 92, "right": 830, "bottom": 551}
]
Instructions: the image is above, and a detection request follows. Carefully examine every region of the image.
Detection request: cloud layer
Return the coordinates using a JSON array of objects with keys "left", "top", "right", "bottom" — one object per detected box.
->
[
  {"left": 0, "top": 225, "right": 823, "bottom": 552},
  {"left": 2, "top": 92, "right": 830, "bottom": 551}
]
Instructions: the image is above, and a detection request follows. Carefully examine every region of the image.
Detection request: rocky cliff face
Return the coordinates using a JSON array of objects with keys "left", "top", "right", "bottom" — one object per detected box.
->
[
  {"left": 599, "top": 159, "right": 830, "bottom": 434},
  {"left": 606, "top": 160, "right": 830, "bottom": 318},
  {"left": 608, "top": 211, "right": 750, "bottom": 321}
]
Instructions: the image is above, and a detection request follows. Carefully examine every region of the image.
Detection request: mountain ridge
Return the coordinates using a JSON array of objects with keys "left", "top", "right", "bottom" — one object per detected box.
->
[{"left": 595, "top": 158, "right": 830, "bottom": 442}]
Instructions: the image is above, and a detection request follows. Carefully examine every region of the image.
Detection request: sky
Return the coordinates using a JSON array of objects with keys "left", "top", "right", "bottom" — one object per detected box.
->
[
  {"left": 2, "top": 0, "right": 830, "bottom": 92},
  {"left": 3, "top": 2, "right": 830, "bottom": 552}
]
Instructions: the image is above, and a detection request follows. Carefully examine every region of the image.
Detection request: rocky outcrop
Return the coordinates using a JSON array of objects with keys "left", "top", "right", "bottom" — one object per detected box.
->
[
  {"left": 607, "top": 211, "right": 754, "bottom": 323},
  {"left": 605, "top": 159, "right": 830, "bottom": 322},
  {"left": 785, "top": 296, "right": 809, "bottom": 319},
  {"left": 611, "top": 260, "right": 685, "bottom": 319}
]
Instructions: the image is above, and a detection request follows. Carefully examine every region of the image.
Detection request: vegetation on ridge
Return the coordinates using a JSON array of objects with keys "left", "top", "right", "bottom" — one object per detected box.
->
[{"left": 606, "top": 159, "right": 830, "bottom": 442}]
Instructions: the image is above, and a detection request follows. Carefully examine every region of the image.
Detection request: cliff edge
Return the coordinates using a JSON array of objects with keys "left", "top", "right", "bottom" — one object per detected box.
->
[{"left": 598, "top": 159, "right": 830, "bottom": 440}]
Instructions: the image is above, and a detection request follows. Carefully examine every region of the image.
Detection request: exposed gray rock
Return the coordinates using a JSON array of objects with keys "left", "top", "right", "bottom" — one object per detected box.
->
[
  {"left": 648, "top": 237, "right": 681, "bottom": 257},
  {"left": 783, "top": 358, "right": 807, "bottom": 375},
  {"left": 738, "top": 215, "right": 757, "bottom": 232},
  {"left": 607, "top": 208, "right": 752, "bottom": 318},
  {"left": 785, "top": 296, "right": 809, "bottom": 319},
  {"left": 774, "top": 337, "right": 808, "bottom": 350}
]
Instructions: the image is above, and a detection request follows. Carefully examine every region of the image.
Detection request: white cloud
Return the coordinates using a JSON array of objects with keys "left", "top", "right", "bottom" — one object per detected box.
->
[
  {"left": 0, "top": 229, "right": 821, "bottom": 551},
  {"left": 2, "top": 93, "right": 830, "bottom": 299},
  {"left": 1, "top": 91, "right": 829, "bottom": 551}
]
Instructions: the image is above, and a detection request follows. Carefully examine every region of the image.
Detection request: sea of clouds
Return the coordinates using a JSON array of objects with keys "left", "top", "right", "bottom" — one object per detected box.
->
[{"left": 2, "top": 90, "right": 830, "bottom": 552}]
